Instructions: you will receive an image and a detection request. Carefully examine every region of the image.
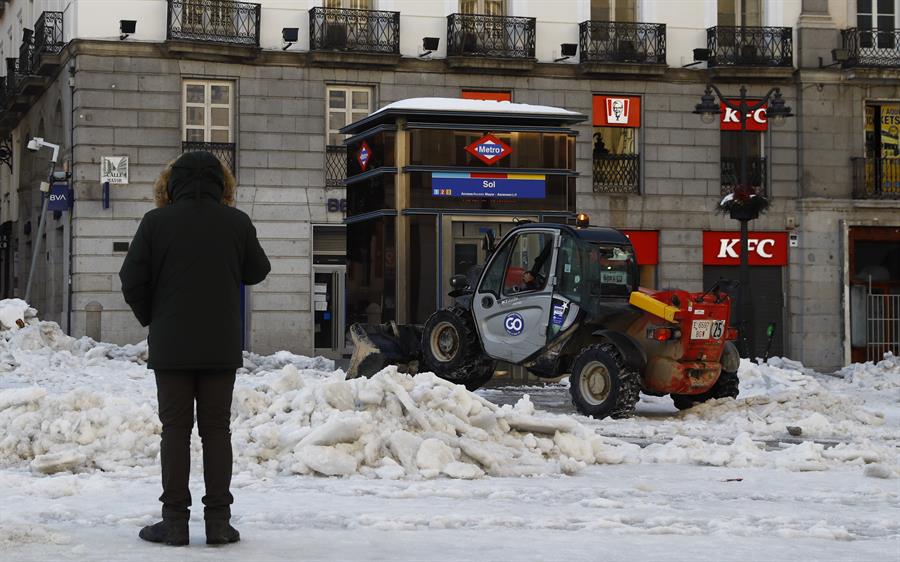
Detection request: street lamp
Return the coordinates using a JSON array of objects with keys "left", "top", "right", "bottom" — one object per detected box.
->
[
  {"left": 694, "top": 84, "right": 793, "bottom": 359},
  {"left": 24, "top": 136, "right": 62, "bottom": 304}
]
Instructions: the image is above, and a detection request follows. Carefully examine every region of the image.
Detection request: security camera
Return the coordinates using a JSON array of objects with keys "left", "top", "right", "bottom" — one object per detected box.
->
[{"left": 26, "top": 137, "right": 60, "bottom": 162}]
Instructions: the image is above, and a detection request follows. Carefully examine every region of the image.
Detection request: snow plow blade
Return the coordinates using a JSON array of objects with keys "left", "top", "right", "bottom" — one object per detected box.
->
[{"left": 346, "top": 322, "right": 424, "bottom": 379}]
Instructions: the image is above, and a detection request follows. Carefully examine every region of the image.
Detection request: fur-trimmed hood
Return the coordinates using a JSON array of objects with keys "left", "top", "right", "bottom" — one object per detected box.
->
[{"left": 153, "top": 151, "right": 236, "bottom": 208}]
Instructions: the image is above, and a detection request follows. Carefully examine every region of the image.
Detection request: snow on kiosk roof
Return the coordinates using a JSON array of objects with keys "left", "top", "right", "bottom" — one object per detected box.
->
[{"left": 340, "top": 97, "right": 587, "bottom": 135}]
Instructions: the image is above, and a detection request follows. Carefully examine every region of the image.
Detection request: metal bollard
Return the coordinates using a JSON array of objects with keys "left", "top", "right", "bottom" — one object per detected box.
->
[{"left": 85, "top": 301, "right": 102, "bottom": 341}]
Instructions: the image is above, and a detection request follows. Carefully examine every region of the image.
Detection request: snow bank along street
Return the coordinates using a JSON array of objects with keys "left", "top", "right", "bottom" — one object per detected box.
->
[{"left": 0, "top": 299, "right": 897, "bottom": 561}]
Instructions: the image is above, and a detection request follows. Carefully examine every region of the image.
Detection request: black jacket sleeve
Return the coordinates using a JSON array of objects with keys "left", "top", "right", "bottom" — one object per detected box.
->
[
  {"left": 242, "top": 223, "right": 271, "bottom": 286},
  {"left": 119, "top": 216, "right": 154, "bottom": 327}
]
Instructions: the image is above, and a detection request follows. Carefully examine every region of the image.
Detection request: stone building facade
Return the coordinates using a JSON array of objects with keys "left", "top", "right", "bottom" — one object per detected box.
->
[{"left": 0, "top": 0, "right": 897, "bottom": 370}]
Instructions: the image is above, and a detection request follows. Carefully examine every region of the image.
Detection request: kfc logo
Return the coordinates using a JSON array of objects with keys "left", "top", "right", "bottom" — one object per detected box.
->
[
  {"left": 606, "top": 98, "right": 630, "bottom": 124},
  {"left": 720, "top": 101, "right": 768, "bottom": 131},
  {"left": 703, "top": 231, "right": 788, "bottom": 266},
  {"left": 592, "top": 95, "right": 641, "bottom": 128},
  {"left": 716, "top": 238, "right": 776, "bottom": 259}
]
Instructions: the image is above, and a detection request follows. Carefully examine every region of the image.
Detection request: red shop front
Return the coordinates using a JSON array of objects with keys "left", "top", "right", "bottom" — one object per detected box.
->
[
  {"left": 622, "top": 230, "right": 658, "bottom": 288},
  {"left": 702, "top": 231, "right": 788, "bottom": 359}
]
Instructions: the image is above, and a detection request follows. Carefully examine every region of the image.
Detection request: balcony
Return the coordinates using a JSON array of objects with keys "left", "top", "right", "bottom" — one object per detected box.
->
[
  {"left": 593, "top": 154, "right": 640, "bottom": 194},
  {"left": 309, "top": 7, "right": 400, "bottom": 66},
  {"left": 446, "top": 13, "right": 536, "bottom": 71},
  {"left": 842, "top": 28, "right": 900, "bottom": 68},
  {"left": 721, "top": 156, "right": 767, "bottom": 198},
  {"left": 852, "top": 157, "right": 900, "bottom": 199},
  {"left": 4, "top": 57, "right": 40, "bottom": 111},
  {"left": 166, "top": 0, "right": 260, "bottom": 59},
  {"left": 32, "top": 11, "right": 64, "bottom": 75},
  {"left": 707, "top": 26, "right": 793, "bottom": 76},
  {"left": 578, "top": 21, "right": 666, "bottom": 76},
  {"left": 182, "top": 141, "right": 236, "bottom": 176},
  {"left": 325, "top": 145, "right": 347, "bottom": 188}
]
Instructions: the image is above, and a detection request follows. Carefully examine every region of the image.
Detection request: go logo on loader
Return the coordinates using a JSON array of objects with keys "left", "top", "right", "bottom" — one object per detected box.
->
[{"left": 504, "top": 313, "right": 524, "bottom": 336}]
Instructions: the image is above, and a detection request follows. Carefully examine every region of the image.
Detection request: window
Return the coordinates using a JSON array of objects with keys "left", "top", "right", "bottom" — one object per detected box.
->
[
  {"left": 460, "top": 0, "right": 504, "bottom": 15},
  {"left": 592, "top": 95, "right": 641, "bottom": 194},
  {"left": 183, "top": 80, "right": 233, "bottom": 143},
  {"left": 591, "top": 0, "right": 636, "bottom": 22},
  {"left": 717, "top": 0, "right": 761, "bottom": 26},
  {"left": 720, "top": 130, "right": 765, "bottom": 193},
  {"left": 479, "top": 238, "right": 514, "bottom": 297},
  {"left": 326, "top": 86, "right": 372, "bottom": 146},
  {"left": 326, "top": 0, "right": 371, "bottom": 8},
  {"left": 461, "top": 90, "right": 511, "bottom": 102},
  {"left": 858, "top": 0, "right": 898, "bottom": 49},
  {"left": 500, "top": 232, "right": 554, "bottom": 296}
]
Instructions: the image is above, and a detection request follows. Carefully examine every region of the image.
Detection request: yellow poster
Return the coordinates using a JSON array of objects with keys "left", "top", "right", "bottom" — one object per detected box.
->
[{"left": 881, "top": 104, "right": 900, "bottom": 158}]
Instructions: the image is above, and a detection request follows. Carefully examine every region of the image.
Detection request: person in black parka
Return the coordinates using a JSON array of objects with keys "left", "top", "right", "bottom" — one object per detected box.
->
[{"left": 120, "top": 151, "right": 270, "bottom": 547}]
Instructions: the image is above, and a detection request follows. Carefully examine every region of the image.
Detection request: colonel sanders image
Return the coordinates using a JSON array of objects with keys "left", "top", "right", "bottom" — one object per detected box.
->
[{"left": 606, "top": 98, "right": 629, "bottom": 124}]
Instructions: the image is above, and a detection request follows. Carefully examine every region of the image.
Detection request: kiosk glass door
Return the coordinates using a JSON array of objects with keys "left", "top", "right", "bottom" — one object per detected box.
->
[
  {"left": 442, "top": 216, "right": 534, "bottom": 309},
  {"left": 313, "top": 265, "right": 346, "bottom": 359}
]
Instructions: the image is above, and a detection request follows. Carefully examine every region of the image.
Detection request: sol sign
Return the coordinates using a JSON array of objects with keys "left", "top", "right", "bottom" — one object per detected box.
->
[
  {"left": 720, "top": 100, "right": 768, "bottom": 131},
  {"left": 702, "top": 231, "right": 788, "bottom": 266}
]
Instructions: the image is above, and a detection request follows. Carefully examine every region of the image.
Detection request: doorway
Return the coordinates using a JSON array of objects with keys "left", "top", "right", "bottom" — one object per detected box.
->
[
  {"left": 441, "top": 215, "right": 532, "bottom": 309},
  {"left": 703, "top": 265, "right": 785, "bottom": 359},
  {"left": 313, "top": 265, "right": 346, "bottom": 359}
]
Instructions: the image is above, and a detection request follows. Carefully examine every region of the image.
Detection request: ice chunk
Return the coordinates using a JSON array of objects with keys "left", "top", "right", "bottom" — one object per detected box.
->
[{"left": 415, "top": 438, "right": 455, "bottom": 471}]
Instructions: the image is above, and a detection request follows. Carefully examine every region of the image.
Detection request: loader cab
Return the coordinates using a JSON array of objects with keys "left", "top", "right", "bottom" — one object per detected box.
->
[{"left": 471, "top": 224, "right": 638, "bottom": 364}]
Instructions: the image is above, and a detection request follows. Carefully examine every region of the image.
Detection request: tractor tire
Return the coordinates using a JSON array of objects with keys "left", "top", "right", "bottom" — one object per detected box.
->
[
  {"left": 421, "top": 306, "right": 496, "bottom": 392},
  {"left": 671, "top": 369, "right": 740, "bottom": 410},
  {"left": 569, "top": 343, "right": 640, "bottom": 419}
]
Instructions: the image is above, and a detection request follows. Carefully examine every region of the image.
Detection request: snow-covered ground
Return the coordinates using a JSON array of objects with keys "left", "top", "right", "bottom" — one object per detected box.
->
[{"left": 0, "top": 299, "right": 897, "bottom": 561}]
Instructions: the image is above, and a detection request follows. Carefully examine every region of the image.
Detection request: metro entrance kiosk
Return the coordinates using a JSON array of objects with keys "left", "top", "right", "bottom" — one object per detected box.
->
[{"left": 342, "top": 98, "right": 587, "bottom": 328}]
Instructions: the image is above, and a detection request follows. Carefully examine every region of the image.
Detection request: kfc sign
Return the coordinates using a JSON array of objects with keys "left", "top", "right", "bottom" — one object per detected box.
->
[
  {"left": 622, "top": 230, "right": 659, "bottom": 265},
  {"left": 593, "top": 95, "right": 641, "bottom": 128},
  {"left": 703, "top": 231, "right": 788, "bottom": 266},
  {"left": 720, "top": 100, "right": 768, "bottom": 131}
]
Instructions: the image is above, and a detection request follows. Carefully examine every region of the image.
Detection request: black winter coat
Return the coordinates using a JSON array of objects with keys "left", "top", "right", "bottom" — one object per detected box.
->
[{"left": 119, "top": 152, "right": 271, "bottom": 370}]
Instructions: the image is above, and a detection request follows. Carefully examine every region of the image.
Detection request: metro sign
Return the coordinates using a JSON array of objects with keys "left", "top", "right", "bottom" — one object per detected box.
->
[
  {"left": 702, "top": 231, "right": 788, "bottom": 266},
  {"left": 720, "top": 101, "right": 768, "bottom": 131},
  {"left": 465, "top": 134, "right": 512, "bottom": 165},
  {"left": 357, "top": 141, "right": 372, "bottom": 171}
]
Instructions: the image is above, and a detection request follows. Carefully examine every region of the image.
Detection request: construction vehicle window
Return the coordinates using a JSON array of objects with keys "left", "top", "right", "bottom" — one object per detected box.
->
[
  {"left": 478, "top": 239, "right": 514, "bottom": 297},
  {"left": 584, "top": 243, "right": 635, "bottom": 298},
  {"left": 556, "top": 235, "right": 581, "bottom": 302},
  {"left": 502, "top": 232, "right": 553, "bottom": 295}
]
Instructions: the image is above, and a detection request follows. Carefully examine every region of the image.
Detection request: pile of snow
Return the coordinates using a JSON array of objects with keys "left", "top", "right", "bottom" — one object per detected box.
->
[{"left": 0, "top": 299, "right": 897, "bottom": 481}]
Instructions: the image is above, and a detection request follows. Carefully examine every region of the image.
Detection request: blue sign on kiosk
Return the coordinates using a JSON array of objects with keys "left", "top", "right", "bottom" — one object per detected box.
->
[
  {"left": 47, "top": 182, "right": 73, "bottom": 211},
  {"left": 432, "top": 172, "right": 546, "bottom": 199}
]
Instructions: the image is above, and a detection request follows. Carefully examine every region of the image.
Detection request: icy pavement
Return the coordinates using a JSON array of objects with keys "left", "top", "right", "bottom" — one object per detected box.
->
[{"left": 0, "top": 299, "right": 898, "bottom": 561}]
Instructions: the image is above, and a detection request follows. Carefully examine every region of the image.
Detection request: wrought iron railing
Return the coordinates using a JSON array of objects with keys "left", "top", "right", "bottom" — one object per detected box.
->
[
  {"left": 842, "top": 28, "right": 900, "bottom": 67},
  {"left": 4, "top": 58, "right": 18, "bottom": 95},
  {"left": 182, "top": 141, "right": 236, "bottom": 174},
  {"left": 579, "top": 21, "right": 666, "bottom": 64},
  {"left": 851, "top": 157, "right": 900, "bottom": 199},
  {"left": 33, "top": 11, "right": 64, "bottom": 69},
  {"left": 18, "top": 28, "right": 35, "bottom": 77},
  {"left": 721, "top": 157, "right": 767, "bottom": 197},
  {"left": 593, "top": 154, "right": 640, "bottom": 194},
  {"left": 707, "top": 26, "right": 792, "bottom": 67},
  {"left": 309, "top": 7, "right": 399, "bottom": 54},
  {"left": 447, "top": 13, "right": 536, "bottom": 59},
  {"left": 167, "top": 0, "right": 260, "bottom": 46},
  {"left": 325, "top": 145, "right": 347, "bottom": 187}
]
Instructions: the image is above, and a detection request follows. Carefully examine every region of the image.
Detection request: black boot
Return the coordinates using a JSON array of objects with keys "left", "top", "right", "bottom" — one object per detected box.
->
[
  {"left": 139, "top": 519, "right": 189, "bottom": 546},
  {"left": 205, "top": 520, "right": 240, "bottom": 545}
]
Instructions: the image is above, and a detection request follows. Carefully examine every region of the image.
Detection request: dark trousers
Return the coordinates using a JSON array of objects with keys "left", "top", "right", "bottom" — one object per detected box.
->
[{"left": 154, "top": 369, "right": 236, "bottom": 521}]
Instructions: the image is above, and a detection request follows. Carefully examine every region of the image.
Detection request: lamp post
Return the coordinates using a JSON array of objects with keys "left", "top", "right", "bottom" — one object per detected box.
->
[{"left": 693, "top": 84, "right": 792, "bottom": 358}]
